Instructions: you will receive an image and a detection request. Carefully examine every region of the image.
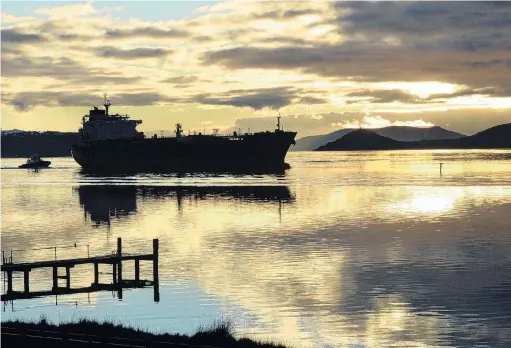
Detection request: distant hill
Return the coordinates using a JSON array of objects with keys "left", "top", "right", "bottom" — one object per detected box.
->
[
  {"left": 0, "top": 129, "right": 25, "bottom": 135},
  {"left": 293, "top": 126, "right": 465, "bottom": 151},
  {"left": 315, "top": 123, "right": 511, "bottom": 151},
  {"left": 316, "top": 129, "right": 409, "bottom": 151},
  {"left": 1, "top": 131, "right": 79, "bottom": 157},
  {"left": 0, "top": 130, "right": 173, "bottom": 158},
  {"left": 2, "top": 124, "right": 508, "bottom": 158},
  {"left": 457, "top": 123, "right": 511, "bottom": 148}
]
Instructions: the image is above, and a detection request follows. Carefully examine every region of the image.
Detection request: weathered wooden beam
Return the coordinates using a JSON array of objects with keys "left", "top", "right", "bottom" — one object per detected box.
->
[
  {"left": 135, "top": 259, "right": 140, "bottom": 282},
  {"left": 112, "top": 263, "right": 117, "bottom": 284},
  {"left": 153, "top": 239, "right": 159, "bottom": 284},
  {"left": 1, "top": 254, "right": 154, "bottom": 272},
  {"left": 52, "top": 266, "right": 58, "bottom": 290},
  {"left": 7, "top": 271, "right": 13, "bottom": 293},
  {"left": 94, "top": 262, "right": 99, "bottom": 284},
  {"left": 153, "top": 239, "right": 159, "bottom": 303},
  {"left": 23, "top": 270, "right": 29, "bottom": 293},
  {"left": 117, "top": 238, "right": 122, "bottom": 286},
  {"left": 66, "top": 266, "right": 71, "bottom": 289},
  {"left": 1, "top": 280, "right": 153, "bottom": 301}
]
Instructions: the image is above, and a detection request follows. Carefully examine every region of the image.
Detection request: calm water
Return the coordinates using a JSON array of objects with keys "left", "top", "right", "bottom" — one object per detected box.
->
[{"left": 1, "top": 151, "right": 511, "bottom": 348}]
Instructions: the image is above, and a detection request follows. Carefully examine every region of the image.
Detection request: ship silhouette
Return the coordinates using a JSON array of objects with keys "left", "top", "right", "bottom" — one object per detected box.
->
[{"left": 71, "top": 95, "right": 297, "bottom": 173}]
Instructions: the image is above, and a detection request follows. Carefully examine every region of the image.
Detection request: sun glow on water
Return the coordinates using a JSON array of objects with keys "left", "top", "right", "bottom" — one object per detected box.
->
[
  {"left": 407, "top": 196, "right": 455, "bottom": 214},
  {"left": 385, "top": 188, "right": 468, "bottom": 218}
]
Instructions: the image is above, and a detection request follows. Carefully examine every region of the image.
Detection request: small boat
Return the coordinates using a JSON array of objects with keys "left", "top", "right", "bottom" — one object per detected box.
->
[{"left": 18, "top": 154, "right": 51, "bottom": 169}]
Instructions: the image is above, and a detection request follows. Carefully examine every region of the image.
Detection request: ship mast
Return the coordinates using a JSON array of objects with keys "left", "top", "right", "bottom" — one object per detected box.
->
[
  {"left": 175, "top": 123, "right": 183, "bottom": 138},
  {"left": 103, "top": 93, "right": 111, "bottom": 116},
  {"left": 277, "top": 114, "right": 282, "bottom": 131}
]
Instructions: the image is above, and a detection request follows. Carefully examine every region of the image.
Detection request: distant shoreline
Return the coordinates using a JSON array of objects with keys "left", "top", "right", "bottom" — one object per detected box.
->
[
  {"left": 315, "top": 145, "right": 511, "bottom": 152},
  {"left": 315, "top": 124, "right": 511, "bottom": 151},
  {"left": 3, "top": 147, "right": 511, "bottom": 160},
  {"left": 2, "top": 123, "right": 510, "bottom": 157}
]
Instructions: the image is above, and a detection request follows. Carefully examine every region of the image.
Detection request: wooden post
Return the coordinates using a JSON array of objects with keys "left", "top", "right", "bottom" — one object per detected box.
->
[
  {"left": 153, "top": 239, "right": 159, "bottom": 285},
  {"left": 135, "top": 259, "right": 140, "bottom": 282},
  {"left": 7, "top": 271, "right": 13, "bottom": 293},
  {"left": 24, "top": 270, "right": 30, "bottom": 293},
  {"left": 53, "top": 266, "right": 58, "bottom": 290},
  {"left": 117, "top": 237, "right": 122, "bottom": 256},
  {"left": 66, "top": 266, "right": 71, "bottom": 289},
  {"left": 117, "top": 238, "right": 122, "bottom": 286},
  {"left": 112, "top": 263, "right": 117, "bottom": 284},
  {"left": 154, "top": 281, "right": 160, "bottom": 303},
  {"left": 153, "top": 239, "right": 159, "bottom": 302},
  {"left": 94, "top": 262, "right": 99, "bottom": 284}
]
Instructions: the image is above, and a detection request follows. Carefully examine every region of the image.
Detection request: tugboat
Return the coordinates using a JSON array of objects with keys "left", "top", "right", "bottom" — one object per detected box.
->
[{"left": 18, "top": 154, "right": 51, "bottom": 169}]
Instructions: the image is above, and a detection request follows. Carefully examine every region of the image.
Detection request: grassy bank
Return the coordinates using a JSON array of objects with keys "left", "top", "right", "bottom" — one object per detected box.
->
[{"left": 2, "top": 318, "right": 287, "bottom": 348}]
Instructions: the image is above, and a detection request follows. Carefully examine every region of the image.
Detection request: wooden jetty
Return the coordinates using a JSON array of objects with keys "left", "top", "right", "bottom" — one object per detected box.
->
[{"left": 1, "top": 238, "right": 159, "bottom": 302}]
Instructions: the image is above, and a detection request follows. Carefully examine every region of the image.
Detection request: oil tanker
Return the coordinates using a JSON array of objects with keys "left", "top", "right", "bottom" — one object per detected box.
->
[{"left": 71, "top": 95, "right": 297, "bottom": 173}]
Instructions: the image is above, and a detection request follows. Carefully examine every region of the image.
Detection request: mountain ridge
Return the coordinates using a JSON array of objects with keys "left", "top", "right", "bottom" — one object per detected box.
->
[
  {"left": 316, "top": 129, "right": 407, "bottom": 151},
  {"left": 315, "top": 123, "right": 511, "bottom": 151},
  {"left": 1, "top": 124, "right": 508, "bottom": 158},
  {"left": 293, "top": 125, "right": 465, "bottom": 151}
]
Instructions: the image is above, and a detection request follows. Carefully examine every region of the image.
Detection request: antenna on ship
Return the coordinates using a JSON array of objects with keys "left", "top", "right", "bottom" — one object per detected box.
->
[
  {"left": 103, "top": 93, "right": 111, "bottom": 116},
  {"left": 176, "top": 123, "right": 183, "bottom": 138},
  {"left": 277, "top": 113, "right": 282, "bottom": 131}
]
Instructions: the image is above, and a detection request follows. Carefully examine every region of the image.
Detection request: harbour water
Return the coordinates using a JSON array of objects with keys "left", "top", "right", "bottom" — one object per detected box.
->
[{"left": 2, "top": 150, "right": 511, "bottom": 347}]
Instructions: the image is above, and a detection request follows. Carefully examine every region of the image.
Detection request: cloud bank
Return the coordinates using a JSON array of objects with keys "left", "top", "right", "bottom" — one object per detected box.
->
[{"left": 1, "top": 1, "right": 510, "bottom": 135}]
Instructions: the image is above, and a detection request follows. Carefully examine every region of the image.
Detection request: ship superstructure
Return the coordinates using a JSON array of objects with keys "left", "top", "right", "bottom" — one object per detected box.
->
[
  {"left": 72, "top": 95, "right": 297, "bottom": 173},
  {"left": 79, "top": 95, "right": 143, "bottom": 142}
]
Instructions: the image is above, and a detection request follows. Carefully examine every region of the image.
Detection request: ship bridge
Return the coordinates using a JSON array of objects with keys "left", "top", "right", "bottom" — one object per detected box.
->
[{"left": 79, "top": 95, "right": 143, "bottom": 141}]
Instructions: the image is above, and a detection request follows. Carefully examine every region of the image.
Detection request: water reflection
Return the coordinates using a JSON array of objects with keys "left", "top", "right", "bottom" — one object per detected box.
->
[
  {"left": 76, "top": 186, "right": 138, "bottom": 226},
  {"left": 2, "top": 152, "right": 511, "bottom": 347},
  {"left": 178, "top": 202, "right": 511, "bottom": 347},
  {"left": 76, "top": 185, "right": 294, "bottom": 226}
]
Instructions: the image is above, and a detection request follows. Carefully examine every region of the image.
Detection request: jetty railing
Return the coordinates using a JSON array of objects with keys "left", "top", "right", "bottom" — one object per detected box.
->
[
  {"left": 3, "top": 243, "right": 90, "bottom": 265},
  {"left": 1, "top": 238, "right": 159, "bottom": 303}
]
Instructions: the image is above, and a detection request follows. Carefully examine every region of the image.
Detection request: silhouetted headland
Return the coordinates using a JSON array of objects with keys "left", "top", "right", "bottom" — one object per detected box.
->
[
  {"left": 293, "top": 125, "right": 465, "bottom": 151},
  {"left": 316, "top": 129, "right": 407, "bottom": 151},
  {"left": 1, "top": 131, "right": 78, "bottom": 157},
  {"left": 2, "top": 319, "right": 286, "bottom": 348},
  {"left": 315, "top": 123, "right": 511, "bottom": 151}
]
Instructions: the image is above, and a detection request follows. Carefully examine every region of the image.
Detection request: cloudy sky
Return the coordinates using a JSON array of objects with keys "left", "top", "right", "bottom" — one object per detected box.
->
[{"left": 2, "top": 1, "right": 510, "bottom": 137}]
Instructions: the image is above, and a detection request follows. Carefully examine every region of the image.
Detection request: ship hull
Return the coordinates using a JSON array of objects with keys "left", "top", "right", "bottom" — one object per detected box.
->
[{"left": 72, "top": 132, "right": 296, "bottom": 174}]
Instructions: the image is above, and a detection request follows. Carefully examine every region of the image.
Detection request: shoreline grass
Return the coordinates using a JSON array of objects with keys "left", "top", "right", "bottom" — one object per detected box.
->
[{"left": 2, "top": 317, "right": 287, "bottom": 348}]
